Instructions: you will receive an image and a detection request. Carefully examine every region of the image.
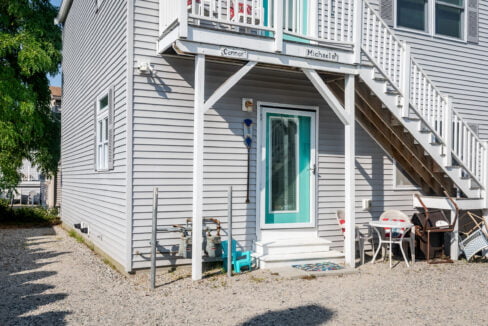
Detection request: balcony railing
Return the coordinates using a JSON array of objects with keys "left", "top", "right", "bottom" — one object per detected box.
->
[
  {"left": 160, "top": 0, "right": 487, "bottom": 193},
  {"left": 161, "top": 0, "right": 359, "bottom": 50}
]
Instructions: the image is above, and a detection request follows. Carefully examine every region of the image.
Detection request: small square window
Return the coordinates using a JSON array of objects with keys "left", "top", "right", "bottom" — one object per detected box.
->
[
  {"left": 393, "top": 162, "right": 418, "bottom": 190},
  {"left": 99, "top": 95, "right": 109, "bottom": 111}
]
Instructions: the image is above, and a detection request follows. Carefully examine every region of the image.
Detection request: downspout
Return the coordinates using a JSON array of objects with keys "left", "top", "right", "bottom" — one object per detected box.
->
[
  {"left": 54, "top": 0, "right": 73, "bottom": 24},
  {"left": 125, "top": 0, "right": 135, "bottom": 273}
]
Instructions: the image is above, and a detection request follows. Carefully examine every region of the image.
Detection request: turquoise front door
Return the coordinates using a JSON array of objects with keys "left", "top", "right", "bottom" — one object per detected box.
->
[{"left": 262, "top": 108, "right": 315, "bottom": 225}]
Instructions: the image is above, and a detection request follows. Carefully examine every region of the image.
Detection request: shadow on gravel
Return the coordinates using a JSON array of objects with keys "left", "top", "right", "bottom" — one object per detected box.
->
[
  {"left": 0, "top": 227, "right": 71, "bottom": 325},
  {"left": 239, "top": 304, "right": 334, "bottom": 326}
]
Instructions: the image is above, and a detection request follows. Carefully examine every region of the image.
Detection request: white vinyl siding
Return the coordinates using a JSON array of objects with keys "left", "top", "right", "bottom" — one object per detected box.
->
[{"left": 61, "top": 0, "right": 128, "bottom": 268}]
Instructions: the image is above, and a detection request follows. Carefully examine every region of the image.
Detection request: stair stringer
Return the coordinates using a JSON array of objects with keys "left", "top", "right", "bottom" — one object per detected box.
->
[{"left": 358, "top": 66, "right": 481, "bottom": 198}]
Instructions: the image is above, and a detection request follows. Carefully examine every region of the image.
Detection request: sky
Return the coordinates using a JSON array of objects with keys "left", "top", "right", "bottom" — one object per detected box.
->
[{"left": 48, "top": 0, "right": 63, "bottom": 87}]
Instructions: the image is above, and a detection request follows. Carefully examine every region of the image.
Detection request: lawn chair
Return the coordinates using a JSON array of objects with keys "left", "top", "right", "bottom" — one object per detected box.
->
[
  {"left": 459, "top": 212, "right": 488, "bottom": 261},
  {"left": 221, "top": 240, "right": 252, "bottom": 273},
  {"left": 413, "top": 192, "right": 458, "bottom": 264},
  {"left": 459, "top": 229, "right": 488, "bottom": 261},
  {"left": 336, "top": 210, "right": 375, "bottom": 265}
]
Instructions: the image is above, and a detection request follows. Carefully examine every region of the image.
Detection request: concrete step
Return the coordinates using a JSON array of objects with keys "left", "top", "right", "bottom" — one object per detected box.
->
[
  {"left": 255, "top": 238, "right": 331, "bottom": 256},
  {"left": 256, "top": 250, "right": 345, "bottom": 269}
]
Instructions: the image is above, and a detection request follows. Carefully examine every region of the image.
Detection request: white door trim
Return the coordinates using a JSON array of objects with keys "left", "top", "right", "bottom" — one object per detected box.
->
[{"left": 256, "top": 102, "right": 318, "bottom": 237}]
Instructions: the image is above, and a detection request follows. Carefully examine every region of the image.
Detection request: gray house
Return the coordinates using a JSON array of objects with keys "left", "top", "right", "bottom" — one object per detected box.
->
[{"left": 56, "top": 0, "right": 487, "bottom": 279}]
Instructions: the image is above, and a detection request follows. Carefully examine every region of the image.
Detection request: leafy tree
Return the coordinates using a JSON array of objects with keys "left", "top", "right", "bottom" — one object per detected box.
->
[{"left": 0, "top": 0, "right": 61, "bottom": 192}]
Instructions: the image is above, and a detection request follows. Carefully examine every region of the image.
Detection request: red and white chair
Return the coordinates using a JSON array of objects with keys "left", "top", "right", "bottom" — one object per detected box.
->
[{"left": 336, "top": 210, "right": 375, "bottom": 265}]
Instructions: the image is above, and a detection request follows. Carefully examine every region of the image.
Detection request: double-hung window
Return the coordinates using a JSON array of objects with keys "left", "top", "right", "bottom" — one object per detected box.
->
[
  {"left": 395, "top": 0, "right": 465, "bottom": 39},
  {"left": 96, "top": 93, "right": 109, "bottom": 171}
]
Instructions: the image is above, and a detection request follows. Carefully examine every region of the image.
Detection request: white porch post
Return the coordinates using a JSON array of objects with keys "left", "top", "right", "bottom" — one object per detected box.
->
[
  {"left": 192, "top": 54, "right": 205, "bottom": 280},
  {"left": 179, "top": 0, "right": 188, "bottom": 38},
  {"left": 274, "top": 0, "right": 283, "bottom": 52},
  {"left": 344, "top": 74, "right": 356, "bottom": 267}
]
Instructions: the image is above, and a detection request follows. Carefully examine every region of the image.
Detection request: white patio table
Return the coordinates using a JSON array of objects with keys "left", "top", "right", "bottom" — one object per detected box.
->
[{"left": 369, "top": 220, "right": 415, "bottom": 269}]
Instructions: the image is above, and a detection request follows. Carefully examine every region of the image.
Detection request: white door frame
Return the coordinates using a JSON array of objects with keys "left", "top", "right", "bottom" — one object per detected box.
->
[{"left": 256, "top": 102, "right": 318, "bottom": 236}]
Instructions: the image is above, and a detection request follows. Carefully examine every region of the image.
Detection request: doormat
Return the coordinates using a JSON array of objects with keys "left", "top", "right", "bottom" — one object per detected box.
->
[{"left": 292, "top": 262, "right": 344, "bottom": 272}]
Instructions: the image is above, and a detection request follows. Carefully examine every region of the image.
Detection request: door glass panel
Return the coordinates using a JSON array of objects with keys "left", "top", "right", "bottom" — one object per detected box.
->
[
  {"left": 264, "top": 111, "right": 312, "bottom": 225},
  {"left": 270, "top": 117, "right": 298, "bottom": 212}
]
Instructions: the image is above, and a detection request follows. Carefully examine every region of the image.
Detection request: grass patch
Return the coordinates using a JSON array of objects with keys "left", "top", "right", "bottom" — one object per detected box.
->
[
  {"left": 102, "top": 258, "right": 118, "bottom": 271},
  {"left": 68, "top": 229, "right": 84, "bottom": 243},
  {"left": 0, "top": 199, "right": 60, "bottom": 228},
  {"left": 68, "top": 229, "right": 94, "bottom": 251}
]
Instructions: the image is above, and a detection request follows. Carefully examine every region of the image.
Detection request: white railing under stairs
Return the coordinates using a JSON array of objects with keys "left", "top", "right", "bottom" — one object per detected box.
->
[
  {"left": 160, "top": 0, "right": 487, "bottom": 195},
  {"left": 361, "top": 0, "right": 487, "bottom": 194}
]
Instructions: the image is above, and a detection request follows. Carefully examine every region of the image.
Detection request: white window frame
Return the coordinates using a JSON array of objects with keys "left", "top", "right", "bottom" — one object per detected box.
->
[
  {"left": 392, "top": 160, "right": 419, "bottom": 190},
  {"left": 394, "top": 0, "right": 467, "bottom": 41},
  {"left": 96, "top": 0, "right": 105, "bottom": 11},
  {"left": 96, "top": 91, "right": 109, "bottom": 171}
]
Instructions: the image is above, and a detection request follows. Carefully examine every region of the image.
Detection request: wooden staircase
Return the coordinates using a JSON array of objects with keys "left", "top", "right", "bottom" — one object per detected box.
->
[
  {"left": 338, "top": 0, "right": 488, "bottom": 199},
  {"left": 328, "top": 76, "right": 456, "bottom": 196}
]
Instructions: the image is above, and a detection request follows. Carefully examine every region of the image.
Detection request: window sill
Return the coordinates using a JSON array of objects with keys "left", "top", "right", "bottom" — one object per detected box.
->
[{"left": 394, "top": 26, "right": 467, "bottom": 44}]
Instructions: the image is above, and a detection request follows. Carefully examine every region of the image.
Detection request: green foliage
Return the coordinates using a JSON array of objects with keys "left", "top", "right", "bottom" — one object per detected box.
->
[
  {"left": 0, "top": 0, "right": 62, "bottom": 191},
  {"left": 0, "top": 199, "right": 60, "bottom": 227},
  {"left": 68, "top": 229, "right": 95, "bottom": 251},
  {"left": 68, "top": 229, "right": 84, "bottom": 243}
]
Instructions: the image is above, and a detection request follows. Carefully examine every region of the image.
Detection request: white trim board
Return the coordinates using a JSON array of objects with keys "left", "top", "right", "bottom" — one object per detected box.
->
[
  {"left": 413, "top": 195, "right": 485, "bottom": 210},
  {"left": 256, "top": 103, "right": 319, "bottom": 240}
]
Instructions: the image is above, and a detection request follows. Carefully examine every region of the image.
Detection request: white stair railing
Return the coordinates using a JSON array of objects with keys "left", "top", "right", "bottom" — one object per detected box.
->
[
  {"left": 452, "top": 110, "right": 486, "bottom": 184},
  {"left": 361, "top": 1, "right": 403, "bottom": 89},
  {"left": 361, "top": 0, "right": 486, "bottom": 191},
  {"left": 409, "top": 59, "right": 447, "bottom": 139}
]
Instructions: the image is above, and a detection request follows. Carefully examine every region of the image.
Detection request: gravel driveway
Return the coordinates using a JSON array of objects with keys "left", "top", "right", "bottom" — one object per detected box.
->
[{"left": 1, "top": 226, "right": 488, "bottom": 325}]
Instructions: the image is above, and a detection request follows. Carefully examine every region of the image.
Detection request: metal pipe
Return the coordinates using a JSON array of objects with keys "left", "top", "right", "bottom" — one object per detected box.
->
[
  {"left": 227, "top": 186, "right": 233, "bottom": 277},
  {"left": 150, "top": 187, "right": 158, "bottom": 290}
]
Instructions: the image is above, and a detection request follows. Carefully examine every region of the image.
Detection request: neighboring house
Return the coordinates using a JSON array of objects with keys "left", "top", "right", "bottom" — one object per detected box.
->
[
  {"left": 12, "top": 86, "right": 62, "bottom": 207},
  {"left": 56, "top": 0, "right": 487, "bottom": 278}
]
